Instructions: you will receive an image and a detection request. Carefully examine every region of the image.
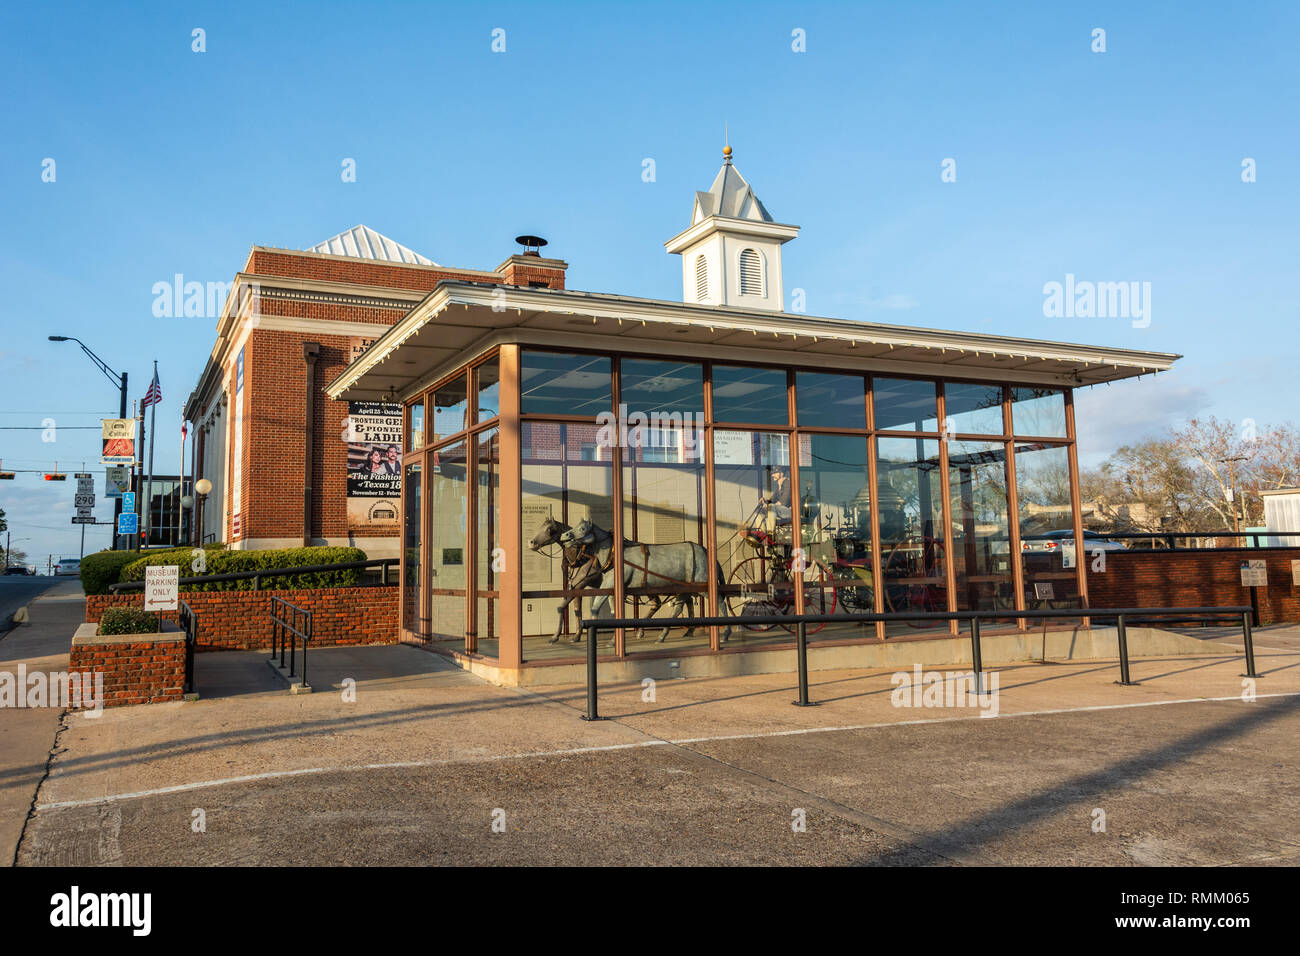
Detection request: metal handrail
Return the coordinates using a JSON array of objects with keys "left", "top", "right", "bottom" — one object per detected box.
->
[
  {"left": 178, "top": 599, "right": 197, "bottom": 695},
  {"left": 269, "top": 596, "right": 312, "bottom": 686},
  {"left": 577, "top": 605, "right": 1259, "bottom": 720},
  {"left": 109, "top": 557, "right": 398, "bottom": 592}
]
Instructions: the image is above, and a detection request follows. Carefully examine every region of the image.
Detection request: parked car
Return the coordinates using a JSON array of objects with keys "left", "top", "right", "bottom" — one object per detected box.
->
[
  {"left": 1021, "top": 529, "right": 1127, "bottom": 553},
  {"left": 54, "top": 558, "right": 82, "bottom": 576},
  {"left": 3, "top": 566, "right": 31, "bottom": 575}
]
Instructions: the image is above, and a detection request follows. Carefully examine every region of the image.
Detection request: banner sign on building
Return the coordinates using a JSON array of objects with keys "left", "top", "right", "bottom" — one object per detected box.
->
[
  {"left": 346, "top": 400, "right": 402, "bottom": 529},
  {"left": 101, "top": 419, "right": 137, "bottom": 464},
  {"left": 230, "top": 347, "right": 244, "bottom": 539}
]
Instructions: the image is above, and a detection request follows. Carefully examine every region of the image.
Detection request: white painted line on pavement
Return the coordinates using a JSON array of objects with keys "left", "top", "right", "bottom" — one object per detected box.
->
[{"left": 34, "top": 691, "right": 1300, "bottom": 811}]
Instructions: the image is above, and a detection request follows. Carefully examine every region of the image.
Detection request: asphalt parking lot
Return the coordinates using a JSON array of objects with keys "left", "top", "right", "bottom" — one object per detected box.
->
[{"left": 8, "top": 604, "right": 1299, "bottom": 866}]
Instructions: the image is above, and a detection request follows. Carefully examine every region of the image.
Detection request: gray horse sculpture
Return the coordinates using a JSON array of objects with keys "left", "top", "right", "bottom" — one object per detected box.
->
[{"left": 528, "top": 515, "right": 730, "bottom": 644}]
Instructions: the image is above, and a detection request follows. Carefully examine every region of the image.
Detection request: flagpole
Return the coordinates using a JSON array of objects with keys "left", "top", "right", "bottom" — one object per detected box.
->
[{"left": 144, "top": 360, "right": 158, "bottom": 549}]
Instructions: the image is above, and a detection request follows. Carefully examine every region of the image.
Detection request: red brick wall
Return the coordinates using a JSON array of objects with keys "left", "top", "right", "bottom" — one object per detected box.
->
[
  {"left": 86, "top": 587, "right": 399, "bottom": 651},
  {"left": 70, "top": 636, "right": 186, "bottom": 707},
  {"left": 1086, "top": 549, "right": 1300, "bottom": 624}
]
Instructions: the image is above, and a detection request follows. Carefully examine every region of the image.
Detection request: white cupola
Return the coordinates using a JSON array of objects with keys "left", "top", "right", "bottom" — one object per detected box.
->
[{"left": 665, "top": 146, "right": 799, "bottom": 312}]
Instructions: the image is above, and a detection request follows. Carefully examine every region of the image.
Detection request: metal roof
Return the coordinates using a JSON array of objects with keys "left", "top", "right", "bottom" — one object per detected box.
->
[
  {"left": 327, "top": 281, "right": 1182, "bottom": 403},
  {"left": 693, "top": 162, "right": 774, "bottom": 223},
  {"left": 306, "top": 225, "right": 439, "bottom": 266}
]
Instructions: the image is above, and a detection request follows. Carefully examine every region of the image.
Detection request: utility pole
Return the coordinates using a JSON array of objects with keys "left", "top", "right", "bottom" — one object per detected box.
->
[{"left": 1220, "top": 455, "right": 1249, "bottom": 538}]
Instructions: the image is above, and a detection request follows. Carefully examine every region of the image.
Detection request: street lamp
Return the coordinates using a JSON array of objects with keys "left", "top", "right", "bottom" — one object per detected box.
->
[
  {"left": 194, "top": 478, "right": 212, "bottom": 546},
  {"left": 48, "top": 336, "right": 128, "bottom": 549}
]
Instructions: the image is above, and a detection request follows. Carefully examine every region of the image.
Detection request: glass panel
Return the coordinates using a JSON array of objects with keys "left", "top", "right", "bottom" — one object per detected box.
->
[
  {"left": 1011, "top": 387, "right": 1067, "bottom": 438},
  {"left": 429, "top": 439, "right": 468, "bottom": 642},
  {"left": 876, "top": 437, "right": 947, "bottom": 636},
  {"left": 620, "top": 358, "right": 704, "bottom": 422},
  {"left": 475, "top": 428, "right": 501, "bottom": 658},
  {"left": 796, "top": 372, "right": 866, "bottom": 430},
  {"left": 1015, "top": 443, "right": 1081, "bottom": 612},
  {"left": 403, "top": 462, "right": 422, "bottom": 634},
  {"left": 475, "top": 358, "right": 501, "bottom": 423},
  {"left": 521, "top": 351, "right": 612, "bottom": 418},
  {"left": 521, "top": 422, "right": 615, "bottom": 660},
  {"left": 408, "top": 401, "right": 424, "bottom": 452},
  {"left": 799, "top": 435, "right": 874, "bottom": 642},
  {"left": 622, "top": 421, "right": 708, "bottom": 654},
  {"left": 944, "top": 382, "right": 1005, "bottom": 436},
  {"left": 713, "top": 430, "right": 795, "bottom": 645},
  {"left": 948, "top": 440, "right": 1014, "bottom": 616},
  {"left": 711, "top": 365, "right": 788, "bottom": 425},
  {"left": 432, "top": 375, "right": 468, "bottom": 443},
  {"left": 873, "top": 378, "right": 938, "bottom": 432}
]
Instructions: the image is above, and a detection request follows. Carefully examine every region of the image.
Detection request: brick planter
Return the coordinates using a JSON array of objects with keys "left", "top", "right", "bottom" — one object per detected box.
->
[
  {"left": 85, "top": 586, "right": 398, "bottom": 651},
  {"left": 70, "top": 622, "right": 186, "bottom": 707}
]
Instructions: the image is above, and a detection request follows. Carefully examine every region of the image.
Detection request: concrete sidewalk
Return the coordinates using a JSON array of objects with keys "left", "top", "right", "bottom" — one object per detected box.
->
[{"left": 0, "top": 581, "right": 85, "bottom": 865}]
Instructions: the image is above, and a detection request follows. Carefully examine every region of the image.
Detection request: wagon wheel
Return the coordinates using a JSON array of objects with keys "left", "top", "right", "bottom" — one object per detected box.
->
[
  {"left": 798, "top": 561, "right": 834, "bottom": 633},
  {"left": 725, "top": 554, "right": 787, "bottom": 631},
  {"left": 882, "top": 534, "right": 948, "bottom": 628}
]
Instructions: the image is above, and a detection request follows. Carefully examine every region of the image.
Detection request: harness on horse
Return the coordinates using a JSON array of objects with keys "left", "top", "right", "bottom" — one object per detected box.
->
[{"left": 558, "top": 518, "right": 684, "bottom": 590}]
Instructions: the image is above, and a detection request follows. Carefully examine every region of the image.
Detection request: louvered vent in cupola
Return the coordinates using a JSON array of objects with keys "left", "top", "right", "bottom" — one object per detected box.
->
[
  {"left": 739, "top": 248, "right": 763, "bottom": 296},
  {"left": 695, "top": 255, "right": 709, "bottom": 301}
]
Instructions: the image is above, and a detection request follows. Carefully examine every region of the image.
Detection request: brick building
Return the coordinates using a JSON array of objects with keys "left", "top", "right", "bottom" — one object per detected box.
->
[{"left": 183, "top": 225, "right": 567, "bottom": 556}]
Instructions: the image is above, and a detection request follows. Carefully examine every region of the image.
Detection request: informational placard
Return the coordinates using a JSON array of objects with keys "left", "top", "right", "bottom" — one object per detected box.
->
[
  {"left": 1061, "top": 542, "right": 1077, "bottom": 569},
  {"left": 345, "top": 400, "right": 402, "bottom": 530},
  {"left": 105, "top": 466, "right": 130, "bottom": 498},
  {"left": 101, "top": 418, "right": 137, "bottom": 464},
  {"left": 1240, "top": 559, "right": 1267, "bottom": 587},
  {"left": 1034, "top": 582, "right": 1056, "bottom": 600},
  {"left": 118, "top": 512, "right": 138, "bottom": 535},
  {"left": 1292, "top": 560, "right": 1300, "bottom": 587},
  {"left": 713, "top": 430, "right": 753, "bottom": 466},
  {"left": 144, "top": 565, "right": 179, "bottom": 612}
]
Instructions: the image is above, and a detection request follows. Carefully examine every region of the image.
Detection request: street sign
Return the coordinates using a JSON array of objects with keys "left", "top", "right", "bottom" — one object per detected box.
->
[
  {"left": 71, "top": 516, "right": 96, "bottom": 525},
  {"left": 122, "top": 491, "right": 136, "bottom": 513},
  {"left": 76, "top": 476, "right": 94, "bottom": 493},
  {"left": 74, "top": 472, "right": 92, "bottom": 479},
  {"left": 118, "top": 512, "right": 138, "bottom": 535},
  {"left": 144, "top": 565, "right": 179, "bottom": 612},
  {"left": 74, "top": 493, "right": 95, "bottom": 508},
  {"left": 105, "top": 466, "right": 130, "bottom": 498}
]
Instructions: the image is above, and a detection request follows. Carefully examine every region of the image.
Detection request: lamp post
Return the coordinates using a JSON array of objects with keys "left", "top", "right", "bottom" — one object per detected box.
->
[
  {"left": 48, "top": 336, "right": 128, "bottom": 549},
  {"left": 194, "top": 478, "right": 212, "bottom": 546}
]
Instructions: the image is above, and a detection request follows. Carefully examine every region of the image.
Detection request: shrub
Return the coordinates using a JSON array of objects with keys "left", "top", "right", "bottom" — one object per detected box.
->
[
  {"left": 81, "top": 543, "right": 226, "bottom": 595},
  {"left": 99, "top": 607, "right": 159, "bottom": 635},
  {"left": 119, "top": 546, "right": 367, "bottom": 592}
]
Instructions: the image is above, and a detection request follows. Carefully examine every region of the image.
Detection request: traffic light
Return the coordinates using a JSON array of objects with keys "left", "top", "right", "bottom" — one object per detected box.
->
[
  {"left": 0, "top": 472, "right": 13, "bottom": 480},
  {"left": 43, "top": 473, "right": 66, "bottom": 481}
]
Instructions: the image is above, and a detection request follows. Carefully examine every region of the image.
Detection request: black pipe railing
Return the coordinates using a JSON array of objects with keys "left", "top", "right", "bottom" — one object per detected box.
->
[
  {"left": 109, "top": 557, "right": 398, "bottom": 592},
  {"left": 270, "top": 596, "right": 312, "bottom": 686},
  {"left": 578, "top": 605, "right": 1258, "bottom": 719},
  {"left": 178, "top": 599, "right": 197, "bottom": 694}
]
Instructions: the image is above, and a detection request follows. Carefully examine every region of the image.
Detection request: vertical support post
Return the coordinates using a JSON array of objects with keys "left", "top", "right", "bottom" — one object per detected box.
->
[
  {"left": 581, "top": 622, "right": 605, "bottom": 721},
  {"left": 792, "top": 620, "right": 816, "bottom": 706},
  {"left": 969, "top": 616, "right": 983, "bottom": 696},
  {"left": 498, "top": 345, "right": 523, "bottom": 670},
  {"left": 1115, "top": 613, "right": 1138, "bottom": 685},
  {"left": 1241, "top": 611, "right": 1259, "bottom": 679}
]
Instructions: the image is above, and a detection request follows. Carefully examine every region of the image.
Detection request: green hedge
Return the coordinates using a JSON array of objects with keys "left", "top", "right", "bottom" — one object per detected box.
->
[
  {"left": 81, "top": 543, "right": 226, "bottom": 595},
  {"left": 119, "top": 546, "right": 367, "bottom": 592},
  {"left": 99, "top": 607, "right": 159, "bottom": 635}
]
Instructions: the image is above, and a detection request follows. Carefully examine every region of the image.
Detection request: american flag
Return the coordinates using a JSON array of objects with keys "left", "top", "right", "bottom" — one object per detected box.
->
[{"left": 142, "top": 370, "right": 162, "bottom": 408}]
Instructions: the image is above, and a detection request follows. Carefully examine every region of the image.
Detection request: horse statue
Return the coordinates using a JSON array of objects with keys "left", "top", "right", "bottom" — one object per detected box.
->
[{"left": 528, "top": 515, "right": 730, "bottom": 644}]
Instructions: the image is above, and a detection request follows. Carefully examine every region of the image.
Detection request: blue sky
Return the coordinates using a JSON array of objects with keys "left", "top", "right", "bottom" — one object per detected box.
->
[{"left": 1, "top": 0, "right": 1296, "bottom": 563}]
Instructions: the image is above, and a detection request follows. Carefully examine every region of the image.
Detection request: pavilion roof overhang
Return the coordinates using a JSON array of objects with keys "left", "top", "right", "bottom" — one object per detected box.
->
[{"left": 326, "top": 281, "right": 1181, "bottom": 403}]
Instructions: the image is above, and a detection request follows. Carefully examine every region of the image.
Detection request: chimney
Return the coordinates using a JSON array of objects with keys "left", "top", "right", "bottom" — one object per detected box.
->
[{"left": 496, "top": 234, "right": 569, "bottom": 290}]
